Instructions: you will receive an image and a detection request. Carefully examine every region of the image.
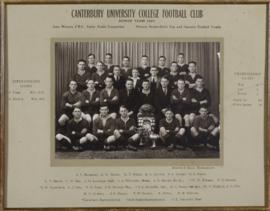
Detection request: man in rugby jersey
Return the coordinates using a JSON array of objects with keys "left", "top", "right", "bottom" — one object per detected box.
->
[
  {"left": 91, "top": 61, "right": 108, "bottom": 91},
  {"left": 72, "top": 59, "right": 91, "bottom": 92},
  {"left": 170, "top": 78, "right": 192, "bottom": 129},
  {"left": 157, "top": 56, "right": 170, "bottom": 77},
  {"left": 56, "top": 107, "right": 98, "bottom": 151},
  {"left": 137, "top": 55, "right": 151, "bottom": 79},
  {"left": 85, "top": 53, "right": 97, "bottom": 75},
  {"left": 99, "top": 76, "right": 119, "bottom": 119},
  {"left": 138, "top": 79, "right": 155, "bottom": 109},
  {"left": 190, "top": 106, "right": 219, "bottom": 149},
  {"left": 159, "top": 108, "right": 186, "bottom": 151},
  {"left": 189, "top": 77, "right": 211, "bottom": 124},
  {"left": 105, "top": 105, "right": 139, "bottom": 150},
  {"left": 121, "top": 56, "right": 132, "bottom": 78},
  {"left": 177, "top": 53, "right": 189, "bottom": 77},
  {"left": 92, "top": 104, "right": 115, "bottom": 150},
  {"left": 185, "top": 61, "right": 202, "bottom": 89},
  {"left": 81, "top": 79, "right": 100, "bottom": 125},
  {"left": 58, "top": 80, "right": 83, "bottom": 126}
]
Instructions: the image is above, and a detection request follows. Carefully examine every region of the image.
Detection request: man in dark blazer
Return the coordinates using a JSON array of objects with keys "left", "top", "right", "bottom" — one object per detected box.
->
[
  {"left": 129, "top": 68, "right": 142, "bottom": 92},
  {"left": 112, "top": 65, "right": 126, "bottom": 90},
  {"left": 119, "top": 79, "right": 139, "bottom": 118},
  {"left": 104, "top": 53, "right": 115, "bottom": 76},
  {"left": 147, "top": 66, "right": 161, "bottom": 94},
  {"left": 168, "top": 61, "right": 180, "bottom": 90},
  {"left": 154, "top": 76, "right": 171, "bottom": 120}
]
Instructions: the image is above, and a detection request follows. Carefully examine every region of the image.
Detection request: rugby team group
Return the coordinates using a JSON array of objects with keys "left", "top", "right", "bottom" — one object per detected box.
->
[{"left": 55, "top": 53, "right": 220, "bottom": 152}]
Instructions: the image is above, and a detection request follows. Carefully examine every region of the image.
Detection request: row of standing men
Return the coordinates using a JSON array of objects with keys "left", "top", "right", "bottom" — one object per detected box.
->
[{"left": 56, "top": 54, "right": 219, "bottom": 151}]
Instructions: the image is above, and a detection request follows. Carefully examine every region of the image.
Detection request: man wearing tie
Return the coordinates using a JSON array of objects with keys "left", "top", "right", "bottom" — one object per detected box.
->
[
  {"left": 129, "top": 68, "right": 142, "bottom": 92},
  {"left": 147, "top": 66, "right": 161, "bottom": 93},
  {"left": 104, "top": 53, "right": 114, "bottom": 76},
  {"left": 112, "top": 65, "right": 126, "bottom": 90},
  {"left": 119, "top": 79, "right": 139, "bottom": 118},
  {"left": 154, "top": 76, "right": 171, "bottom": 121}
]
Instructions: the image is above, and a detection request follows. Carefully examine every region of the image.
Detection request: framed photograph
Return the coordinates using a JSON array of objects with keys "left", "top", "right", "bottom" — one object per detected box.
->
[
  {"left": 52, "top": 38, "right": 221, "bottom": 165},
  {"left": 1, "top": 1, "right": 268, "bottom": 210}
]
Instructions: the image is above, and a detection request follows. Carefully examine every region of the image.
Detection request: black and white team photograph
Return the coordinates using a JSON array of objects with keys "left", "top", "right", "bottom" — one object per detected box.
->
[{"left": 54, "top": 41, "right": 221, "bottom": 159}]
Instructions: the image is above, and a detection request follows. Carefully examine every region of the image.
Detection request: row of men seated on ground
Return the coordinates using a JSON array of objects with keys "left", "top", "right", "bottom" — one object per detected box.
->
[
  {"left": 72, "top": 54, "right": 202, "bottom": 92},
  {"left": 56, "top": 105, "right": 220, "bottom": 152},
  {"left": 58, "top": 75, "right": 211, "bottom": 130}
]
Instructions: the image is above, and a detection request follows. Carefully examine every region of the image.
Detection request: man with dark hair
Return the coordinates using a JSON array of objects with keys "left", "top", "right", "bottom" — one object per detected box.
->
[
  {"left": 104, "top": 53, "right": 114, "bottom": 75},
  {"left": 73, "top": 59, "right": 91, "bottom": 92},
  {"left": 93, "top": 104, "right": 115, "bottom": 150},
  {"left": 138, "top": 79, "right": 155, "bottom": 108},
  {"left": 56, "top": 107, "right": 98, "bottom": 151},
  {"left": 106, "top": 105, "right": 138, "bottom": 150},
  {"left": 177, "top": 53, "right": 189, "bottom": 77},
  {"left": 91, "top": 61, "right": 108, "bottom": 91},
  {"left": 159, "top": 109, "right": 186, "bottom": 151},
  {"left": 148, "top": 66, "right": 161, "bottom": 93},
  {"left": 81, "top": 79, "right": 100, "bottom": 125},
  {"left": 137, "top": 55, "right": 151, "bottom": 79},
  {"left": 168, "top": 61, "right": 180, "bottom": 90},
  {"left": 170, "top": 78, "right": 191, "bottom": 128},
  {"left": 190, "top": 77, "right": 211, "bottom": 124},
  {"left": 157, "top": 56, "right": 170, "bottom": 77},
  {"left": 185, "top": 61, "right": 202, "bottom": 89},
  {"left": 154, "top": 76, "right": 171, "bottom": 120},
  {"left": 112, "top": 65, "right": 126, "bottom": 90},
  {"left": 58, "top": 80, "right": 83, "bottom": 126},
  {"left": 85, "top": 53, "right": 97, "bottom": 74},
  {"left": 121, "top": 56, "right": 132, "bottom": 78},
  {"left": 190, "top": 106, "right": 219, "bottom": 149},
  {"left": 100, "top": 76, "right": 119, "bottom": 118},
  {"left": 119, "top": 79, "right": 139, "bottom": 118},
  {"left": 129, "top": 68, "right": 142, "bottom": 92}
]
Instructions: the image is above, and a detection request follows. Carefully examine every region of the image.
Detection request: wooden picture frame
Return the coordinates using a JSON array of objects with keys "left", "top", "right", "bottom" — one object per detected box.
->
[{"left": 0, "top": 1, "right": 269, "bottom": 210}]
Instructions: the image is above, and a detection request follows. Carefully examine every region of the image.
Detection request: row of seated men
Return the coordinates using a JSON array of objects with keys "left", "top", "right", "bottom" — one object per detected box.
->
[
  {"left": 56, "top": 104, "right": 219, "bottom": 152},
  {"left": 56, "top": 76, "right": 220, "bottom": 152}
]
